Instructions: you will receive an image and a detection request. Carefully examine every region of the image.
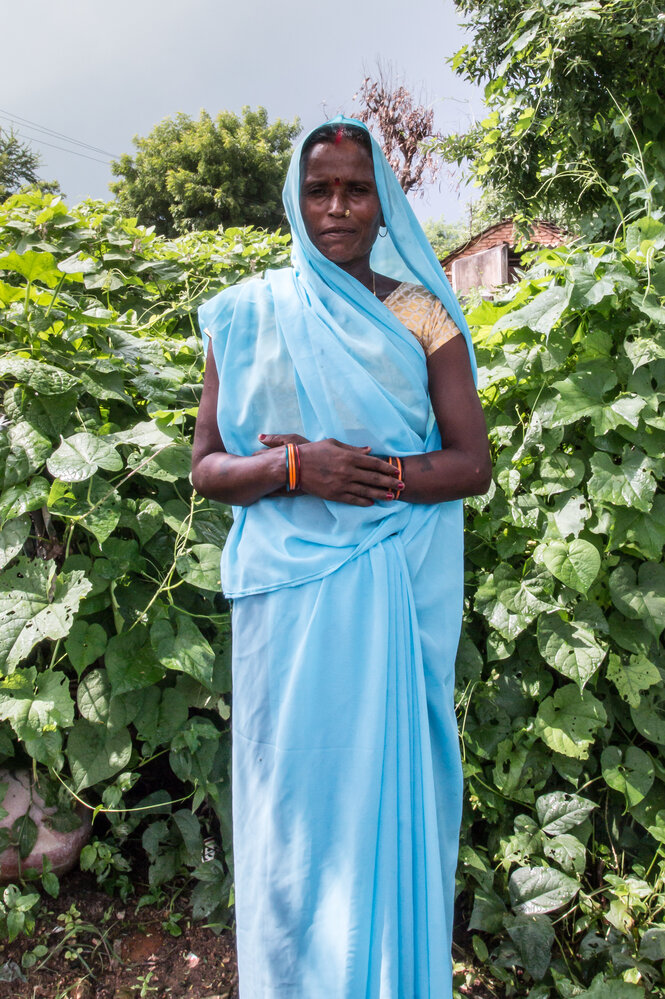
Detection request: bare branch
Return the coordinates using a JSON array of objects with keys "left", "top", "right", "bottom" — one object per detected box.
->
[{"left": 354, "top": 68, "right": 444, "bottom": 195}]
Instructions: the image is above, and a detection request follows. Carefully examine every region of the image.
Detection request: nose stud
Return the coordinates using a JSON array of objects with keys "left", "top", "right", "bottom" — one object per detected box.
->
[{"left": 344, "top": 209, "right": 350, "bottom": 217}]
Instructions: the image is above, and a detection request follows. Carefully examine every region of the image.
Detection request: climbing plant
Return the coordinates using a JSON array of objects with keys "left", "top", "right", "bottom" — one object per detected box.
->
[
  {"left": 455, "top": 213, "right": 665, "bottom": 996},
  {"left": 0, "top": 190, "right": 290, "bottom": 936}
]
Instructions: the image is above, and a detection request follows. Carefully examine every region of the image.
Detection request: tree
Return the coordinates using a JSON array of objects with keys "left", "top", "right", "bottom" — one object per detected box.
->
[
  {"left": 354, "top": 69, "right": 444, "bottom": 195},
  {"left": 110, "top": 107, "right": 301, "bottom": 236},
  {"left": 424, "top": 193, "right": 502, "bottom": 257},
  {"left": 442, "top": 0, "right": 665, "bottom": 237},
  {"left": 0, "top": 128, "right": 51, "bottom": 201}
]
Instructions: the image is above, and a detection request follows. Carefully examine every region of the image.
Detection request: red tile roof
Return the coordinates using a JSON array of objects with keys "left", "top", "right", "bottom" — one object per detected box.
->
[{"left": 441, "top": 218, "right": 568, "bottom": 269}]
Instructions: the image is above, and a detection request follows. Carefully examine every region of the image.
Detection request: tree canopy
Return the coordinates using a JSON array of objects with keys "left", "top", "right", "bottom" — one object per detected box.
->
[
  {"left": 0, "top": 128, "right": 57, "bottom": 201},
  {"left": 443, "top": 0, "right": 665, "bottom": 237},
  {"left": 110, "top": 107, "right": 301, "bottom": 236}
]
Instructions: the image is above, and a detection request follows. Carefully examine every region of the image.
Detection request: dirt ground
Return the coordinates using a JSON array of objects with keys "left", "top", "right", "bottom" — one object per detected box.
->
[
  {"left": 0, "top": 873, "right": 495, "bottom": 999},
  {"left": 0, "top": 872, "right": 238, "bottom": 999}
]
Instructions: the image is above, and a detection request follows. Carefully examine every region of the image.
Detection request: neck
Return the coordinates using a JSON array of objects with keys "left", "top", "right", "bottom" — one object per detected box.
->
[{"left": 337, "top": 257, "right": 373, "bottom": 291}]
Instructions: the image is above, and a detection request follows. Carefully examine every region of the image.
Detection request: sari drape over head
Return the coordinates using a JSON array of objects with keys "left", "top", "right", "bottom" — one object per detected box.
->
[{"left": 199, "top": 117, "right": 474, "bottom": 999}]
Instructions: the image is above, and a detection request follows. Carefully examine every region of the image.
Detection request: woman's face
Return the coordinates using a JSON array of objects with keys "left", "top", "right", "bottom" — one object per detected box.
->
[{"left": 300, "top": 138, "right": 382, "bottom": 270}]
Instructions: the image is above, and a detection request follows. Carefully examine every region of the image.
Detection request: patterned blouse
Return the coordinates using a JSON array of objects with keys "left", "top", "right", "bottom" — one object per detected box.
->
[{"left": 383, "top": 282, "right": 460, "bottom": 358}]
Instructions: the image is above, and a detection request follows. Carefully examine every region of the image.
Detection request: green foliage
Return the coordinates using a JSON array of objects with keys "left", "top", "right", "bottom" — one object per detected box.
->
[
  {"left": 0, "top": 128, "right": 58, "bottom": 202},
  {"left": 0, "top": 189, "right": 290, "bottom": 934},
  {"left": 110, "top": 107, "right": 301, "bottom": 236},
  {"left": 424, "top": 195, "right": 501, "bottom": 259},
  {"left": 444, "top": 0, "right": 665, "bottom": 238},
  {"left": 422, "top": 218, "right": 468, "bottom": 259},
  {"left": 456, "top": 212, "right": 665, "bottom": 994}
]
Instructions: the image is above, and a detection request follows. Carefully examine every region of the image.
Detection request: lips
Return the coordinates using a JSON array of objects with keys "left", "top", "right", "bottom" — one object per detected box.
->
[{"left": 320, "top": 227, "right": 355, "bottom": 236}]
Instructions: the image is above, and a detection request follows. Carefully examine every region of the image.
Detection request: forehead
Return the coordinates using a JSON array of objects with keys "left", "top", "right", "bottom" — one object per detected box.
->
[{"left": 302, "top": 139, "right": 375, "bottom": 182}]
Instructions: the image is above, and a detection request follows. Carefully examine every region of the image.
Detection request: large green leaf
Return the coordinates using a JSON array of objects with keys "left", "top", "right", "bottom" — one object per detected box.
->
[
  {"left": 0, "top": 250, "right": 60, "bottom": 285},
  {"left": 509, "top": 866, "right": 579, "bottom": 914},
  {"left": 548, "top": 490, "right": 591, "bottom": 539},
  {"left": 66, "top": 719, "right": 132, "bottom": 791},
  {"left": 505, "top": 913, "right": 554, "bottom": 980},
  {"left": 105, "top": 627, "right": 165, "bottom": 696},
  {"left": 175, "top": 544, "right": 222, "bottom": 591},
  {"left": 542, "top": 833, "right": 587, "bottom": 875},
  {"left": 587, "top": 449, "right": 657, "bottom": 513},
  {"left": 49, "top": 478, "right": 122, "bottom": 546},
  {"left": 640, "top": 927, "right": 665, "bottom": 961},
  {"left": 534, "top": 685, "right": 607, "bottom": 759},
  {"left": 0, "top": 560, "right": 92, "bottom": 674},
  {"left": 0, "top": 517, "right": 29, "bottom": 570},
  {"left": 601, "top": 745, "right": 654, "bottom": 807},
  {"left": 576, "top": 975, "right": 646, "bottom": 999},
  {"left": 606, "top": 652, "right": 661, "bottom": 707},
  {"left": 47, "top": 432, "right": 123, "bottom": 482},
  {"left": 133, "top": 687, "right": 189, "bottom": 748},
  {"left": 531, "top": 455, "right": 585, "bottom": 498},
  {"left": 0, "top": 357, "right": 79, "bottom": 395},
  {"left": 609, "top": 562, "right": 665, "bottom": 640},
  {"left": 609, "top": 495, "right": 665, "bottom": 559},
  {"left": 494, "top": 283, "right": 571, "bottom": 336},
  {"left": 537, "top": 613, "right": 606, "bottom": 689},
  {"left": 7, "top": 421, "right": 51, "bottom": 475},
  {"left": 0, "top": 478, "right": 50, "bottom": 526},
  {"left": 131, "top": 444, "right": 191, "bottom": 483},
  {"left": 624, "top": 334, "right": 665, "bottom": 370},
  {"left": 540, "top": 539, "right": 601, "bottom": 594},
  {"left": 76, "top": 669, "right": 141, "bottom": 730},
  {"left": 630, "top": 682, "right": 665, "bottom": 746},
  {"left": 151, "top": 615, "right": 215, "bottom": 690},
  {"left": 543, "top": 364, "right": 616, "bottom": 428},
  {"left": 0, "top": 667, "right": 74, "bottom": 741},
  {"left": 536, "top": 791, "right": 596, "bottom": 835},
  {"left": 64, "top": 621, "right": 108, "bottom": 676}
]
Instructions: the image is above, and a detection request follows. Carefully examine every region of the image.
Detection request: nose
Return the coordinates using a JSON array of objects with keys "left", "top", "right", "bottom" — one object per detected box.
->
[{"left": 328, "top": 188, "right": 348, "bottom": 216}]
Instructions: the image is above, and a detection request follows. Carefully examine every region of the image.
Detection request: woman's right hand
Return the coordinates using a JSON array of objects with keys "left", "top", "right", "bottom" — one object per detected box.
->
[{"left": 258, "top": 435, "right": 402, "bottom": 507}]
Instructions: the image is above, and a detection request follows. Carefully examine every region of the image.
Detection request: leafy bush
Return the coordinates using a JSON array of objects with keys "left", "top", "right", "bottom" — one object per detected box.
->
[
  {"left": 0, "top": 190, "right": 290, "bottom": 926},
  {"left": 456, "top": 214, "right": 665, "bottom": 996}
]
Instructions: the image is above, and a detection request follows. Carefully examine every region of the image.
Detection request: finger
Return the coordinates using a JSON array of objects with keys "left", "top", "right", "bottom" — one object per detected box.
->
[
  {"left": 348, "top": 485, "right": 399, "bottom": 502},
  {"left": 341, "top": 494, "right": 374, "bottom": 507},
  {"left": 355, "top": 454, "right": 401, "bottom": 475},
  {"left": 331, "top": 440, "right": 373, "bottom": 453},
  {"left": 349, "top": 469, "right": 404, "bottom": 492}
]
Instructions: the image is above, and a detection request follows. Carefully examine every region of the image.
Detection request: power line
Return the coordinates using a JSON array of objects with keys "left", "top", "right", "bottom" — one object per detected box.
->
[
  {"left": 9, "top": 127, "right": 111, "bottom": 166},
  {"left": 0, "top": 107, "right": 120, "bottom": 159}
]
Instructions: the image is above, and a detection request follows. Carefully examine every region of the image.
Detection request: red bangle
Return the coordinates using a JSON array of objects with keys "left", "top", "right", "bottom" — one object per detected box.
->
[{"left": 294, "top": 445, "right": 301, "bottom": 490}]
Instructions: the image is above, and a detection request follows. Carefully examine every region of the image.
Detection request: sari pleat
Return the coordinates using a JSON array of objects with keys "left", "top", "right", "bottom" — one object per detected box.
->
[{"left": 230, "top": 535, "right": 456, "bottom": 998}]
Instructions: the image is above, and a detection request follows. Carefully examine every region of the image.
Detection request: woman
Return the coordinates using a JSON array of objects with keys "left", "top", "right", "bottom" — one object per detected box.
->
[{"left": 192, "top": 117, "right": 491, "bottom": 999}]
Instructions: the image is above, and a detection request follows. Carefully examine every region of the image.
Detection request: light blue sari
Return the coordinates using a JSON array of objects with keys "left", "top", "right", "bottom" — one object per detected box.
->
[{"left": 199, "top": 117, "right": 475, "bottom": 999}]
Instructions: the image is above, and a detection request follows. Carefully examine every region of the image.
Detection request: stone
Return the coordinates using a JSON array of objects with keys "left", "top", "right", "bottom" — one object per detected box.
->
[{"left": 0, "top": 769, "right": 91, "bottom": 882}]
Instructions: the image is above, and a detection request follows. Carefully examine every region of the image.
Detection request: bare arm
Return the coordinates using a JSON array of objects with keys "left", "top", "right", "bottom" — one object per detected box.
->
[
  {"left": 191, "top": 349, "right": 402, "bottom": 506},
  {"left": 191, "top": 350, "right": 287, "bottom": 505},
  {"left": 399, "top": 334, "right": 492, "bottom": 503}
]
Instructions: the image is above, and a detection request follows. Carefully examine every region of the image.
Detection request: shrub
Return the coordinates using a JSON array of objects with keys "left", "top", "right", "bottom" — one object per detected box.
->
[
  {"left": 0, "top": 190, "right": 290, "bottom": 926},
  {"left": 456, "top": 214, "right": 665, "bottom": 995}
]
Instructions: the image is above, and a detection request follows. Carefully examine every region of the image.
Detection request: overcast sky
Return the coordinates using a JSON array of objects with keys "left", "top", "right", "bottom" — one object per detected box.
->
[{"left": 2, "top": 0, "right": 483, "bottom": 224}]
